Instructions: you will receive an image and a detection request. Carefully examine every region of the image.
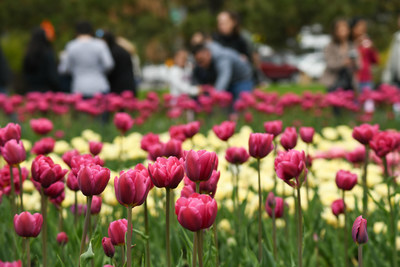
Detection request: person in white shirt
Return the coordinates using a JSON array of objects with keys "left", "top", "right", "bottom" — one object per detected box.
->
[{"left": 168, "top": 49, "right": 199, "bottom": 97}]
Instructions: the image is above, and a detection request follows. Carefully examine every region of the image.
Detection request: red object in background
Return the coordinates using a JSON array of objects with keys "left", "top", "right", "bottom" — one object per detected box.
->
[{"left": 260, "top": 57, "right": 298, "bottom": 81}]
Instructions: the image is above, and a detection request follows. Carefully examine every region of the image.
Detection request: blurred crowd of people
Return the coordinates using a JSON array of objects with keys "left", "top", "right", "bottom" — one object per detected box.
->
[{"left": 0, "top": 12, "right": 400, "bottom": 100}]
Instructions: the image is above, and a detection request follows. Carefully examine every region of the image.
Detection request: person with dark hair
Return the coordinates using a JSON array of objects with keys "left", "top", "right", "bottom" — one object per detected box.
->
[
  {"left": 0, "top": 45, "right": 11, "bottom": 93},
  {"left": 383, "top": 14, "right": 400, "bottom": 88},
  {"left": 350, "top": 17, "right": 379, "bottom": 91},
  {"left": 22, "top": 27, "right": 60, "bottom": 92},
  {"left": 59, "top": 21, "right": 114, "bottom": 97},
  {"left": 192, "top": 43, "right": 253, "bottom": 100},
  {"left": 320, "top": 19, "right": 359, "bottom": 92},
  {"left": 102, "top": 31, "right": 136, "bottom": 95},
  {"left": 213, "top": 11, "right": 252, "bottom": 61}
]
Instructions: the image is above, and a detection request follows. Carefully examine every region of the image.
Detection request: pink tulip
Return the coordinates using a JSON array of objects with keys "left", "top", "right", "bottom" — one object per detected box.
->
[
  {"left": 175, "top": 193, "right": 218, "bottom": 232},
  {"left": 169, "top": 125, "right": 187, "bottom": 142},
  {"left": 70, "top": 154, "right": 104, "bottom": 176},
  {"left": 141, "top": 133, "right": 160, "bottom": 152},
  {"left": 299, "top": 127, "right": 315, "bottom": 144},
  {"left": 184, "top": 121, "right": 200, "bottom": 138},
  {"left": 77, "top": 165, "right": 110, "bottom": 196},
  {"left": 352, "top": 124, "right": 379, "bottom": 145},
  {"left": 148, "top": 143, "right": 164, "bottom": 161},
  {"left": 56, "top": 232, "right": 68, "bottom": 246},
  {"left": 0, "top": 260, "right": 22, "bottom": 267},
  {"left": 346, "top": 146, "right": 366, "bottom": 165},
  {"left": 225, "top": 147, "right": 250, "bottom": 165},
  {"left": 13, "top": 211, "right": 43, "bottom": 238},
  {"left": 212, "top": 121, "right": 236, "bottom": 141},
  {"left": 331, "top": 199, "right": 345, "bottom": 217},
  {"left": 31, "top": 155, "right": 68, "bottom": 188},
  {"left": 30, "top": 118, "right": 53, "bottom": 135},
  {"left": 265, "top": 192, "right": 284, "bottom": 218},
  {"left": 0, "top": 166, "right": 27, "bottom": 195},
  {"left": 102, "top": 237, "right": 115, "bottom": 258},
  {"left": 114, "top": 112, "right": 133, "bottom": 134},
  {"left": 32, "top": 137, "right": 55, "bottom": 155},
  {"left": 66, "top": 172, "right": 79, "bottom": 191},
  {"left": 352, "top": 215, "right": 368, "bottom": 244},
  {"left": 369, "top": 131, "right": 399, "bottom": 158},
  {"left": 184, "top": 150, "right": 217, "bottom": 182},
  {"left": 335, "top": 170, "right": 358, "bottom": 191},
  {"left": 1, "top": 140, "right": 26, "bottom": 165},
  {"left": 89, "top": 141, "right": 103, "bottom": 156},
  {"left": 91, "top": 195, "right": 102, "bottom": 214},
  {"left": 264, "top": 120, "right": 283, "bottom": 138},
  {"left": 114, "top": 164, "right": 152, "bottom": 207},
  {"left": 148, "top": 157, "right": 184, "bottom": 189},
  {"left": 108, "top": 219, "right": 129, "bottom": 246},
  {"left": 41, "top": 181, "right": 64, "bottom": 198},
  {"left": 62, "top": 149, "right": 80, "bottom": 168},
  {"left": 280, "top": 127, "right": 298, "bottom": 150},
  {"left": 163, "top": 139, "right": 182, "bottom": 158},
  {"left": 0, "top": 123, "right": 21, "bottom": 145},
  {"left": 248, "top": 133, "right": 274, "bottom": 159},
  {"left": 182, "top": 170, "right": 220, "bottom": 198},
  {"left": 274, "top": 150, "right": 307, "bottom": 188}
]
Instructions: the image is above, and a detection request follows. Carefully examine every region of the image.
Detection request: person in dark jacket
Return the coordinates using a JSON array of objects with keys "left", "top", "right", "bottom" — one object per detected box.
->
[
  {"left": 0, "top": 45, "right": 11, "bottom": 93},
  {"left": 103, "top": 31, "right": 136, "bottom": 96},
  {"left": 212, "top": 11, "right": 252, "bottom": 62},
  {"left": 23, "top": 27, "right": 60, "bottom": 92}
]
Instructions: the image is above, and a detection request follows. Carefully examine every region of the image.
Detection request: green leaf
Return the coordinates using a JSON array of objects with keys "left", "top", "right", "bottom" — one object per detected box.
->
[{"left": 80, "top": 241, "right": 95, "bottom": 267}]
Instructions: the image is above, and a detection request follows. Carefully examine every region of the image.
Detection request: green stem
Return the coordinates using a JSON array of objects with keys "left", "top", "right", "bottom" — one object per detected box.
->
[
  {"left": 358, "top": 245, "right": 363, "bottom": 267},
  {"left": 272, "top": 203, "right": 277, "bottom": 261},
  {"left": 197, "top": 231, "right": 203, "bottom": 267},
  {"left": 26, "top": 238, "right": 31, "bottom": 267},
  {"left": 127, "top": 206, "right": 133, "bottom": 267},
  {"left": 17, "top": 164, "right": 23, "bottom": 211},
  {"left": 305, "top": 144, "right": 310, "bottom": 204},
  {"left": 9, "top": 165, "right": 16, "bottom": 215},
  {"left": 257, "top": 158, "right": 262, "bottom": 262},
  {"left": 74, "top": 191, "right": 78, "bottom": 225},
  {"left": 273, "top": 140, "right": 277, "bottom": 193},
  {"left": 79, "top": 196, "right": 92, "bottom": 262},
  {"left": 144, "top": 200, "right": 151, "bottom": 267},
  {"left": 195, "top": 182, "right": 200, "bottom": 194},
  {"left": 121, "top": 245, "right": 125, "bottom": 266},
  {"left": 383, "top": 157, "right": 397, "bottom": 267},
  {"left": 40, "top": 190, "right": 48, "bottom": 267},
  {"left": 166, "top": 188, "right": 171, "bottom": 267},
  {"left": 296, "top": 186, "right": 303, "bottom": 267},
  {"left": 212, "top": 220, "right": 219, "bottom": 266},
  {"left": 342, "top": 190, "right": 348, "bottom": 267},
  {"left": 192, "top": 232, "right": 197, "bottom": 267},
  {"left": 362, "top": 145, "right": 370, "bottom": 216}
]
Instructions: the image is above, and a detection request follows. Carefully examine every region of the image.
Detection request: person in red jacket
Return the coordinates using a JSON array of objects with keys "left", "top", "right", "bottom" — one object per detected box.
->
[{"left": 350, "top": 17, "right": 379, "bottom": 91}]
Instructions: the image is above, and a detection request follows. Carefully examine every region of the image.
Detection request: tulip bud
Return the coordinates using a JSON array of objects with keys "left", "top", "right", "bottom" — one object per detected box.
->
[
  {"left": 108, "top": 219, "right": 129, "bottom": 246},
  {"left": 141, "top": 133, "right": 160, "bottom": 152},
  {"left": 175, "top": 193, "right": 218, "bottom": 232},
  {"left": 56, "top": 232, "right": 68, "bottom": 246},
  {"left": 77, "top": 165, "right": 110, "bottom": 196},
  {"left": 30, "top": 118, "right": 53, "bottom": 135},
  {"left": 91, "top": 195, "right": 102, "bottom": 214},
  {"left": 225, "top": 147, "right": 250, "bottom": 165},
  {"left": 352, "top": 215, "right": 368, "bottom": 244},
  {"left": 114, "top": 112, "right": 133, "bottom": 134},
  {"left": 248, "top": 133, "right": 274, "bottom": 159},
  {"left": 13, "top": 211, "right": 43, "bottom": 238},
  {"left": 1, "top": 140, "right": 26, "bottom": 166},
  {"left": 331, "top": 199, "right": 345, "bottom": 217},
  {"left": 89, "top": 141, "right": 103, "bottom": 156},
  {"left": 32, "top": 137, "right": 55, "bottom": 155},
  {"left": 264, "top": 120, "right": 283, "bottom": 138},
  {"left": 114, "top": 164, "right": 152, "bottom": 207},
  {"left": 0, "top": 123, "right": 21, "bottom": 145},
  {"left": 31, "top": 155, "right": 68, "bottom": 188},
  {"left": 299, "top": 127, "right": 315, "bottom": 144},
  {"left": 265, "top": 192, "right": 284, "bottom": 218},
  {"left": 280, "top": 127, "right": 298, "bottom": 150},
  {"left": 163, "top": 139, "right": 182, "bottom": 158},
  {"left": 369, "top": 131, "right": 398, "bottom": 158},
  {"left": 274, "top": 150, "right": 307, "bottom": 188},
  {"left": 352, "top": 124, "right": 379, "bottom": 145},
  {"left": 148, "top": 157, "right": 184, "bottom": 189},
  {"left": 335, "top": 170, "right": 357, "bottom": 191},
  {"left": 212, "top": 121, "right": 236, "bottom": 141},
  {"left": 184, "top": 150, "right": 217, "bottom": 182},
  {"left": 184, "top": 121, "right": 200, "bottom": 138},
  {"left": 102, "top": 237, "right": 115, "bottom": 258}
]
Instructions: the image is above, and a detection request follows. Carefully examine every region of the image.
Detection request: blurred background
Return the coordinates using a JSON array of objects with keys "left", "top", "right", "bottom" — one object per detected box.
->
[{"left": 1, "top": 0, "right": 399, "bottom": 93}]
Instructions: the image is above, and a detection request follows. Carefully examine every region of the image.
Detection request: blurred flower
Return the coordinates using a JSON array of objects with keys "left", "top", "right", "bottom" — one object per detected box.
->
[
  {"left": 114, "top": 112, "right": 133, "bottom": 134},
  {"left": 56, "top": 232, "right": 68, "bottom": 246},
  {"left": 102, "top": 237, "right": 115, "bottom": 258},
  {"left": 62, "top": 149, "right": 80, "bottom": 168},
  {"left": 369, "top": 131, "right": 399, "bottom": 158},
  {"left": 280, "top": 127, "right": 298, "bottom": 150},
  {"left": 163, "top": 139, "right": 182, "bottom": 158},
  {"left": 91, "top": 195, "right": 102, "bottom": 214},
  {"left": 89, "top": 141, "right": 103, "bottom": 156},
  {"left": 141, "top": 133, "right": 160, "bottom": 152},
  {"left": 225, "top": 147, "right": 249, "bottom": 165},
  {"left": 212, "top": 121, "right": 236, "bottom": 141},
  {"left": 108, "top": 219, "right": 129, "bottom": 246},
  {"left": 30, "top": 118, "right": 53, "bottom": 135},
  {"left": 0, "top": 260, "right": 22, "bottom": 267},
  {"left": 300, "top": 127, "right": 315, "bottom": 144},
  {"left": 13, "top": 211, "right": 43, "bottom": 238},
  {"left": 264, "top": 120, "right": 283, "bottom": 138},
  {"left": 0, "top": 123, "right": 21, "bottom": 145},
  {"left": 0, "top": 140, "right": 26, "bottom": 166},
  {"left": 249, "top": 133, "right": 274, "bottom": 159},
  {"left": 265, "top": 192, "right": 284, "bottom": 218},
  {"left": 331, "top": 199, "right": 345, "bottom": 217},
  {"left": 66, "top": 172, "right": 79, "bottom": 191},
  {"left": 335, "top": 170, "right": 357, "bottom": 191},
  {"left": 352, "top": 124, "right": 379, "bottom": 145},
  {"left": 32, "top": 137, "right": 55, "bottom": 155}
]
